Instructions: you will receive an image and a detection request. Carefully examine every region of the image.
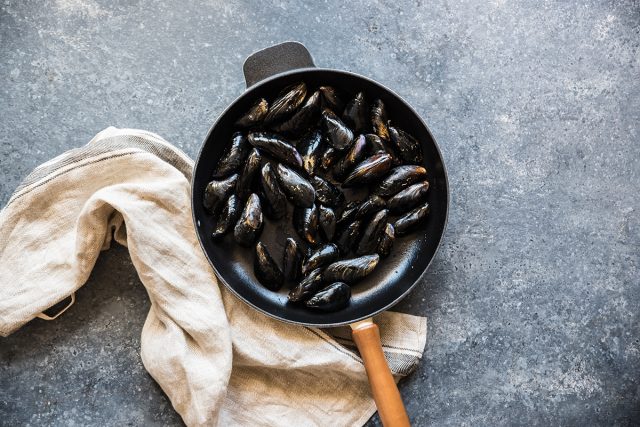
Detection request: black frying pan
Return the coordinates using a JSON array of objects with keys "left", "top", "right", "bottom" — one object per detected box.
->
[{"left": 191, "top": 42, "right": 449, "bottom": 426}]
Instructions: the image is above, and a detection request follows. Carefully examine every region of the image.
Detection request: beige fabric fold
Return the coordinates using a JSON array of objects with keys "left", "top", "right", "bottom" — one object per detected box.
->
[{"left": 0, "top": 127, "right": 427, "bottom": 426}]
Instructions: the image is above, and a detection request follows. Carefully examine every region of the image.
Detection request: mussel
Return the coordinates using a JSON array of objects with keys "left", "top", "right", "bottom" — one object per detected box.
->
[
  {"left": 254, "top": 241, "right": 284, "bottom": 291},
  {"left": 334, "top": 134, "right": 367, "bottom": 180},
  {"left": 283, "top": 238, "right": 303, "bottom": 283},
  {"left": 236, "top": 98, "right": 268, "bottom": 128},
  {"left": 334, "top": 219, "right": 363, "bottom": 255},
  {"left": 248, "top": 132, "right": 303, "bottom": 169},
  {"left": 203, "top": 173, "right": 239, "bottom": 214},
  {"left": 311, "top": 175, "right": 344, "bottom": 207},
  {"left": 260, "top": 163, "right": 287, "bottom": 219},
  {"left": 356, "top": 209, "right": 389, "bottom": 255},
  {"left": 302, "top": 243, "right": 339, "bottom": 275},
  {"left": 319, "top": 86, "right": 344, "bottom": 112},
  {"left": 264, "top": 82, "right": 307, "bottom": 124},
  {"left": 342, "top": 153, "right": 393, "bottom": 187},
  {"left": 387, "top": 181, "right": 429, "bottom": 214},
  {"left": 212, "top": 132, "right": 249, "bottom": 178},
  {"left": 305, "top": 282, "right": 351, "bottom": 311},
  {"left": 394, "top": 201, "right": 430, "bottom": 236},
  {"left": 371, "top": 99, "right": 390, "bottom": 141},
  {"left": 375, "top": 165, "right": 427, "bottom": 198},
  {"left": 377, "top": 223, "right": 395, "bottom": 257},
  {"left": 365, "top": 133, "right": 386, "bottom": 154},
  {"left": 293, "top": 205, "right": 319, "bottom": 245},
  {"left": 212, "top": 194, "right": 242, "bottom": 239},
  {"left": 236, "top": 149, "right": 262, "bottom": 199},
  {"left": 323, "top": 254, "right": 380, "bottom": 283},
  {"left": 275, "top": 163, "right": 315, "bottom": 207},
  {"left": 389, "top": 126, "right": 423, "bottom": 164},
  {"left": 335, "top": 201, "right": 359, "bottom": 229},
  {"left": 297, "top": 129, "right": 323, "bottom": 175},
  {"left": 274, "top": 90, "right": 321, "bottom": 134},
  {"left": 318, "top": 205, "right": 337, "bottom": 241},
  {"left": 322, "top": 109, "right": 354, "bottom": 151},
  {"left": 320, "top": 146, "right": 339, "bottom": 171},
  {"left": 234, "top": 193, "right": 264, "bottom": 246},
  {"left": 288, "top": 268, "right": 324, "bottom": 303},
  {"left": 355, "top": 195, "right": 386, "bottom": 219},
  {"left": 342, "top": 92, "right": 368, "bottom": 133}
]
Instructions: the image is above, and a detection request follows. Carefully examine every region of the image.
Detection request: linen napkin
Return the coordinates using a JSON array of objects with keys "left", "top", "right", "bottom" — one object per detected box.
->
[{"left": 0, "top": 127, "right": 427, "bottom": 426}]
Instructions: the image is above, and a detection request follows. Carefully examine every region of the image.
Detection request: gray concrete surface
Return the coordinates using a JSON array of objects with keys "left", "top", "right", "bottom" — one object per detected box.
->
[{"left": 1, "top": 0, "right": 639, "bottom": 426}]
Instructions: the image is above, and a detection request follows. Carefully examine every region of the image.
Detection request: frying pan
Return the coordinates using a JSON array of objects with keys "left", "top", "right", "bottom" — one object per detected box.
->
[{"left": 192, "top": 42, "right": 449, "bottom": 427}]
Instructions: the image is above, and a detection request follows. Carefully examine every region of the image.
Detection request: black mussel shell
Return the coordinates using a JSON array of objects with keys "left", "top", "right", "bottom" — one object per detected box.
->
[
  {"left": 203, "top": 173, "right": 239, "bottom": 214},
  {"left": 323, "top": 254, "right": 380, "bottom": 283},
  {"left": 342, "top": 153, "right": 393, "bottom": 187},
  {"left": 318, "top": 205, "right": 337, "bottom": 241},
  {"left": 375, "top": 165, "right": 427, "bottom": 198},
  {"left": 275, "top": 163, "right": 315, "bottom": 207},
  {"left": 388, "top": 126, "right": 423, "bottom": 164},
  {"left": 283, "top": 238, "right": 303, "bottom": 283},
  {"left": 293, "top": 205, "right": 319, "bottom": 245},
  {"left": 248, "top": 132, "right": 303, "bottom": 169},
  {"left": 212, "top": 194, "right": 242, "bottom": 239},
  {"left": 236, "top": 148, "right": 262, "bottom": 199},
  {"left": 322, "top": 109, "right": 353, "bottom": 151},
  {"left": 264, "top": 82, "right": 307, "bottom": 124},
  {"left": 365, "top": 133, "right": 386, "bottom": 154},
  {"left": 260, "top": 163, "right": 287, "bottom": 219},
  {"left": 335, "top": 219, "right": 363, "bottom": 255},
  {"left": 319, "top": 86, "right": 344, "bottom": 112},
  {"left": 377, "top": 223, "right": 395, "bottom": 257},
  {"left": 342, "top": 92, "right": 368, "bottom": 133},
  {"left": 335, "top": 201, "right": 359, "bottom": 230},
  {"left": 302, "top": 243, "right": 339, "bottom": 275},
  {"left": 387, "top": 181, "right": 430, "bottom": 214},
  {"left": 288, "top": 268, "right": 324, "bottom": 303},
  {"left": 394, "top": 201, "right": 430, "bottom": 236},
  {"left": 273, "top": 90, "right": 321, "bottom": 135},
  {"left": 371, "top": 99, "right": 390, "bottom": 141},
  {"left": 236, "top": 98, "right": 268, "bottom": 128},
  {"left": 297, "top": 129, "right": 323, "bottom": 175},
  {"left": 254, "top": 241, "right": 284, "bottom": 291},
  {"left": 305, "top": 282, "right": 351, "bottom": 312},
  {"left": 355, "top": 195, "right": 386, "bottom": 219},
  {"left": 334, "top": 134, "right": 367, "bottom": 180},
  {"left": 356, "top": 209, "right": 389, "bottom": 255},
  {"left": 320, "top": 146, "right": 340, "bottom": 171},
  {"left": 212, "top": 132, "right": 249, "bottom": 178},
  {"left": 234, "top": 193, "right": 263, "bottom": 246},
  {"left": 311, "top": 175, "right": 344, "bottom": 208}
]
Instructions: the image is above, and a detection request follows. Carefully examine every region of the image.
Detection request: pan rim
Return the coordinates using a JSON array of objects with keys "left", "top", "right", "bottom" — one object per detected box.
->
[{"left": 191, "top": 67, "right": 450, "bottom": 328}]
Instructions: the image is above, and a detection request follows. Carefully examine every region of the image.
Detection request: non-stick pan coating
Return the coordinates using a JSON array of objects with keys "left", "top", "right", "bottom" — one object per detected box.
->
[{"left": 192, "top": 68, "right": 448, "bottom": 327}]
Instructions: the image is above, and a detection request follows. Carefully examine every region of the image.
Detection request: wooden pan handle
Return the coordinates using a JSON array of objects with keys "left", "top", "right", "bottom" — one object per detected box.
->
[{"left": 351, "top": 320, "right": 411, "bottom": 427}]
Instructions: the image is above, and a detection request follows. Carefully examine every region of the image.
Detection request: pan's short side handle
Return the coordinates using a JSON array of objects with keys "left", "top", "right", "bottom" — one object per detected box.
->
[
  {"left": 243, "top": 41, "right": 315, "bottom": 88},
  {"left": 351, "top": 319, "right": 411, "bottom": 427}
]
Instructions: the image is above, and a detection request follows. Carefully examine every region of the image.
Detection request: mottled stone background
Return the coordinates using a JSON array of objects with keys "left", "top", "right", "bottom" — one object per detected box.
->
[{"left": 1, "top": 0, "right": 639, "bottom": 426}]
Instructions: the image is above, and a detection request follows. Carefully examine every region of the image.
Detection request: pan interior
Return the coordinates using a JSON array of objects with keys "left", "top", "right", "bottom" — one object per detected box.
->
[{"left": 192, "top": 69, "right": 448, "bottom": 327}]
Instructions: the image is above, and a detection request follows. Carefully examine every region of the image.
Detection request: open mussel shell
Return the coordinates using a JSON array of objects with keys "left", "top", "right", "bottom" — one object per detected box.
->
[
  {"left": 356, "top": 209, "right": 389, "bottom": 256},
  {"left": 319, "top": 86, "right": 344, "bottom": 112},
  {"left": 203, "top": 173, "right": 239, "bottom": 214},
  {"left": 342, "top": 153, "right": 393, "bottom": 187},
  {"left": 342, "top": 92, "right": 368, "bottom": 133},
  {"left": 275, "top": 163, "right": 315, "bottom": 207},
  {"left": 387, "top": 181, "right": 430, "bottom": 214},
  {"left": 212, "top": 132, "right": 249, "bottom": 178},
  {"left": 323, "top": 254, "right": 380, "bottom": 283},
  {"left": 377, "top": 223, "right": 395, "bottom": 257},
  {"left": 264, "top": 82, "right": 307, "bottom": 124},
  {"left": 304, "top": 282, "right": 351, "bottom": 312},
  {"left": 389, "top": 126, "right": 423, "bottom": 164},
  {"left": 273, "top": 90, "right": 321, "bottom": 135},
  {"left": 236, "top": 148, "right": 262, "bottom": 199},
  {"left": 254, "top": 241, "right": 284, "bottom": 291},
  {"left": 334, "top": 219, "right": 363, "bottom": 255},
  {"left": 260, "top": 163, "right": 287, "bottom": 219},
  {"left": 371, "top": 99, "right": 390, "bottom": 141},
  {"left": 355, "top": 195, "right": 386, "bottom": 219},
  {"left": 322, "top": 109, "right": 353, "bottom": 151},
  {"left": 288, "top": 268, "right": 324, "bottom": 303},
  {"left": 233, "top": 193, "right": 264, "bottom": 247},
  {"left": 302, "top": 243, "right": 339, "bottom": 275},
  {"left": 311, "top": 175, "right": 344, "bottom": 208},
  {"left": 298, "top": 129, "right": 323, "bottom": 175},
  {"left": 283, "top": 238, "right": 303, "bottom": 283},
  {"left": 394, "top": 201, "right": 430, "bottom": 236},
  {"left": 248, "top": 132, "right": 303, "bottom": 169},
  {"left": 212, "top": 194, "right": 242, "bottom": 239},
  {"left": 375, "top": 165, "right": 427, "bottom": 198},
  {"left": 318, "top": 205, "right": 337, "bottom": 241},
  {"left": 293, "top": 205, "right": 319, "bottom": 245},
  {"left": 236, "top": 98, "right": 268, "bottom": 128},
  {"left": 334, "top": 134, "right": 367, "bottom": 180}
]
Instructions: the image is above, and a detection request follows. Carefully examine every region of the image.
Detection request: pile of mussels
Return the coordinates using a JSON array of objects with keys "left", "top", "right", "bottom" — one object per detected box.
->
[{"left": 203, "top": 82, "right": 430, "bottom": 312}]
